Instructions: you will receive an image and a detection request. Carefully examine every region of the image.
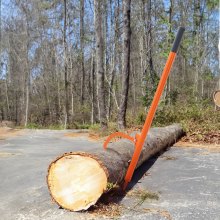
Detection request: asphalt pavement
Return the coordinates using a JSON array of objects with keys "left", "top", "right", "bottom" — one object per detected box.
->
[{"left": 0, "top": 129, "right": 219, "bottom": 220}]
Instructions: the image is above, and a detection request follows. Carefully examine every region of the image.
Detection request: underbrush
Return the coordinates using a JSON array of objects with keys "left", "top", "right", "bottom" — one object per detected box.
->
[
  {"left": 25, "top": 123, "right": 64, "bottom": 130},
  {"left": 19, "top": 102, "right": 220, "bottom": 144},
  {"left": 131, "top": 102, "right": 220, "bottom": 144},
  {"left": 131, "top": 103, "right": 219, "bottom": 131}
]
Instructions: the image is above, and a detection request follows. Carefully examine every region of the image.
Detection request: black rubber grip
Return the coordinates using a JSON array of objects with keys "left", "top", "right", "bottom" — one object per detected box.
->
[{"left": 171, "top": 27, "right": 185, "bottom": 53}]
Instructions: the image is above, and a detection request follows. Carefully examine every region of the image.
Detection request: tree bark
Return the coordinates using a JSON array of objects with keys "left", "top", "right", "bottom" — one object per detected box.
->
[
  {"left": 118, "top": 0, "right": 131, "bottom": 129},
  {"left": 94, "top": 0, "right": 107, "bottom": 129},
  {"left": 90, "top": 52, "right": 95, "bottom": 124},
  {"left": 23, "top": 7, "right": 31, "bottom": 127},
  {"left": 146, "top": 0, "right": 155, "bottom": 83},
  {"left": 63, "top": 0, "right": 69, "bottom": 128},
  {"left": 80, "top": 0, "right": 85, "bottom": 105},
  {"left": 47, "top": 124, "right": 184, "bottom": 211},
  {"left": 165, "top": 0, "right": 173, "bottom": 106}
]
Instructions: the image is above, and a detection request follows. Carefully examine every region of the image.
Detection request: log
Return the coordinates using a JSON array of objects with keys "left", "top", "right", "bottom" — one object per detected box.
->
[{"left": 47, "top": 124, "right": 184, "bottom": 211}]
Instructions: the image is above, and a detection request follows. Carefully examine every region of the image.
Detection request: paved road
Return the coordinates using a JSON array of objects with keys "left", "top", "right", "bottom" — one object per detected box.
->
[{"left": 0, "top": 130, "right": 219, "bottom": 220}]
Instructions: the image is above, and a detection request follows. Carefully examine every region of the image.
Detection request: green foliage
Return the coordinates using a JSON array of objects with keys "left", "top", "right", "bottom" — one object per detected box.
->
[
  {"left": 25, "top": 123, "right": 64, "bottom": 130},
  {"left": 106, "top": 182, "right": 119, "bottom": 192},
  {"left": 139, "top": 190, "right": 159, "bottom": 201},
  {"left": 48, "top": 124, "right": 64, "bottom": 130},
  {"left": 26, "top": 123, "right": 43, "bottom": 129},
  {"left": 152, "top": 102, "right": 220, "bottom": 134},
  {"left": 39, "top": 2, "right": 52, "bottom": 10},
  {"left": 125, "top": 99, "right": 219, "bottom": 139},
  {"left": 136, "top": 112, "right": 145, "bottom": 125},
  {"left": 169, "top": 89, "right": 179, "bottom": 104},
  {"left": 75, "top": 123, "right": 90, "bottom": 129},
  {"left": 206, "top": 0, "right": 219, "bottom": 9},
  {"left": 129, "top": 189, "right": 159, "bottom": 208},
  {"left": 89, "top": 123, "right": 101, "bottom": 131}
]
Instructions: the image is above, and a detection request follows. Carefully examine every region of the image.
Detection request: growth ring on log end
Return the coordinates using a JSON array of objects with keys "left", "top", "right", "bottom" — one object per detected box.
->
[{"left": 47, "top": 152, "right": 108, "bottom": 211}]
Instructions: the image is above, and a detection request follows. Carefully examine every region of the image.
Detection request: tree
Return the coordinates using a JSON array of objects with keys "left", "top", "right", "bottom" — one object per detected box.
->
[
  {"left": 0, "top": 0, "right": 218, "bottom": 127},
  {"left": 80, "top": 0, "right": 85, "bottom": 105},
  {"left": 165, "top": 0, "right": 173, "bottom": 105},
  {"left": 118, "top": 0, "right": 131, "bottom": 129},
  {"left": 19, "top": 1, "right": 32, "bottom": 127},
  {"left": 94, "top": 0, "right": 107, "bottom": 129},
  {"left": 63, "top": 0, "right": 69, "bottom": 128}
]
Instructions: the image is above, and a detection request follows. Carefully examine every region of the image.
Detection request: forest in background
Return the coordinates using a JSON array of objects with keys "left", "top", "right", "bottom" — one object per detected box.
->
[{"left": 0, "top": 0, "right": 219, "bottom": 135}]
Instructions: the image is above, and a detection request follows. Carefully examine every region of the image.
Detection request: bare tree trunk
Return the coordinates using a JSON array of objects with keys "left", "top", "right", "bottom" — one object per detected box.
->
[
  {"left": 194, "top": 32, "right": 199, "bottom": 101},
  {"left": 24, "top": 21, "right": 30, "bottom": 127},
  {"left": 104, "top": 1, "right": 108, "bottom": 80},
  {"left": 4, "top": 66, "right": 10, "bottom": 119},
  {"left": 107, "top": 0, "right": 119, "bottom": 120},
  {"left": 55, "top": 52, "right": 61, "bottom": 121},
  {"left": 90, "top": 52, "right": 95, "bottom": 124},
  {"left": 140, "top": 0, "right": 147, "bottom": 97},
  {"left": 146, "top": 0, "right": 156, "bottom": 83},
  {"left": 80, "top": 0, "right": 85, "bottom": 105},
  {"left": 71, "top": 84, "right": 74, "bottom": 116},
  {"left": 107, "top": 56, "right": 115, "bottom": 120},
  {"left": 193, "top": 0, "right": 202, "bottom": 101},
  {"left": 165, "top": 0, "right": 173, "bottom": 105},
  {"left": 63, "top": 0, "right": 69, "bottom": 128},
  {"left": 131, "top": 61, "right": 136, "bottom": 114},
  {"left": 140, "top": 36, "right": 145, "bottom": 96},
  {"left": 201, "top": 79, "right": 204, "bottom": 97},
  {"left": 69, "top": 44, "right": 74, "bottom": 118},
  {"left": 24, "top": 57, "right": 30, "bottom": 127},
  {"left": 118, "top": 0, "right": 131, "bottom": 129},
  {"left": 94, "top": 0, "right": 107, "bottom": 129}
]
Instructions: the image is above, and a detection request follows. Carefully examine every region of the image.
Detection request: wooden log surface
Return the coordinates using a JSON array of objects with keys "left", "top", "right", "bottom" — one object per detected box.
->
[{"left": 47, "top": 124, "right": 184, "bottom": 211}]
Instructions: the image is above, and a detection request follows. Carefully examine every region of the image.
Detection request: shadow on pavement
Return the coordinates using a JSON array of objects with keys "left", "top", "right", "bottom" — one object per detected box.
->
[{"left": 127, "top": 155, "right": 159, "bottom": 190}]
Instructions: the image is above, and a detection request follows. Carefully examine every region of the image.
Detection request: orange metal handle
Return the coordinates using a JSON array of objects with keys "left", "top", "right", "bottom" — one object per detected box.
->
[
  {"left": 122, "top": 27, "right": 185, "bottom": 189},
  {"left": 123, "top": 52, "right": 176, "bottom": 189}
]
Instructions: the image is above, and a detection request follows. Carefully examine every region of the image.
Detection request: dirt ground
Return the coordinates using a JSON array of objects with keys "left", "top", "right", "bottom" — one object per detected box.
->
[{"left": 0, "top": 127, "right": 24, "bottom": 139}]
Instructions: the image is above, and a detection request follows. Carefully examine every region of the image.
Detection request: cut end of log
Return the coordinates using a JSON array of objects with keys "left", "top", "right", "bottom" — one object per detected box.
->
[{"left": 47, "top": 153, "right": 108, "bottom": 211}]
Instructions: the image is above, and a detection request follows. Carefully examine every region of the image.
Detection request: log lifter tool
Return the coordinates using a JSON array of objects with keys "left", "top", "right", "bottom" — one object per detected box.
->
[{"left": 103, "top": 27, "right": 185, "bottom": 190}]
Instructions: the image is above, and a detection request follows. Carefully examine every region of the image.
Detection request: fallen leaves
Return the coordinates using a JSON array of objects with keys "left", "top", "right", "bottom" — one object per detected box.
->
[
  {"left": 182, "top": 130, "right": 220, "bottom": 145},
  {"left": 87, "top": 202, "right": 122, "bottom": 218}
]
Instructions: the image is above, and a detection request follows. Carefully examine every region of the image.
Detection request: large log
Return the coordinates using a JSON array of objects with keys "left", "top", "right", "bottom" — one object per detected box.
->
[{"left": 47, "top": 124, "right": 184, "bottom": 211}]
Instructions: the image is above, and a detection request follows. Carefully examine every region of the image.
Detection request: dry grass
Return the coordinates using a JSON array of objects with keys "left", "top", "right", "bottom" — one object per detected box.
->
[
  {"left": 160, "top": 155, "right": 177, "bottom": 160},
  {"left": 86, "top": 188, "right": 124, "bottom": 218},
  {"left": 174, "top": 141, "right": 220, "bottom": 151},
  {"left": 127, "top": 189, "right": 159, "bottom": 203},
  {"left": 88, "top": 133, "right": 103, "bottom": 142},
  {"left": 181, "top": 130, "right": 220, "bottom": 145},
  {"left": 87, "top": 202, "right": 122, "bottom": 218},
  {"left": 64, "top": 132, "right": 88, "bottom": 138},
  {"left": 0, "top": 152, "right": 22, "bottom": 157},
  {"left": 65, "top": 130, "right": 126, "bottom": 143},
  {"left": 64, "top": 132, "right": 104, "bottom": 142},
  {"left": 0, "top": 127, "right": 24, "bottom": 140},
  {"left": 142, "top": 208, "right": 172, "bottom": 220}
]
